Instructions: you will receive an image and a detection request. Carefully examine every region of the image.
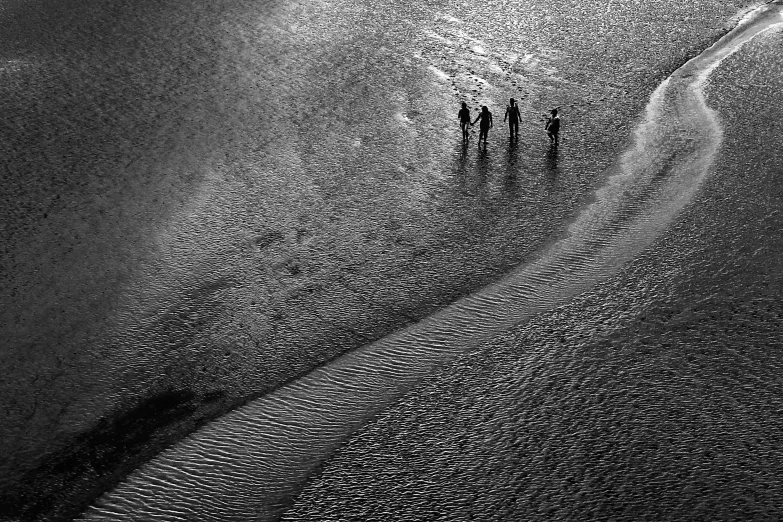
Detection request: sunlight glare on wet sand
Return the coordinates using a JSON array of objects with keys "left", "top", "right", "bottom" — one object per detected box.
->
[{"left": 78, "top": 3, "right": 783, "bottom": 521}]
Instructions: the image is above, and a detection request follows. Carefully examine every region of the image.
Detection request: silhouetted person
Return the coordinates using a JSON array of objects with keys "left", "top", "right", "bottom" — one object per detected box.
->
[
  {"left": 458, "top": 102, "right": 471, "bottom": 141},
  {"left": 504, "top": 98, "right": 521, "bottom": 139},
  {"left": 545, "top": 108, "right": 560, "bottom": 146},
  {"left": 472, "top": 105, "right": 493, "bottom": 147}
]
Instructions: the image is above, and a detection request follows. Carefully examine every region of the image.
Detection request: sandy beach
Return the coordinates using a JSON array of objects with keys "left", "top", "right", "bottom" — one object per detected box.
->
[
  {"left": 285, "top": 23, "right": 783, "bottom": 521},
  {"left": 1, "top": 0, "right": 779, "bottom": 520}
]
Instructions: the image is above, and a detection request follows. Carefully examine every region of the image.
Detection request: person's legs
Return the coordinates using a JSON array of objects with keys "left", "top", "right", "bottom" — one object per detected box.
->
[{"left": 512, "top": 121, "right": 518, "bottom": 138}]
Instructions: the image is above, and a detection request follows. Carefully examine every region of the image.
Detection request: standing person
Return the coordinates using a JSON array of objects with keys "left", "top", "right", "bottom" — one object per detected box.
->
[
  {"left": 504, "top": 98, "right": 521, "bottom": 139},
  {"left": 472, "top": 105, "right": 493, "bottom": 147},
  {"left": 458, "top": 102, "right": 472, "bottom": 141},
  {"left": 545, "top": 108, "right": 560, "bottom": 146}
]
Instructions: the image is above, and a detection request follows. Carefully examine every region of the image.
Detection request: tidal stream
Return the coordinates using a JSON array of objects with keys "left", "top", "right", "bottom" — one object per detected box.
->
[{"left": 78, "top": 2, "right": 783, "bottom": 520}]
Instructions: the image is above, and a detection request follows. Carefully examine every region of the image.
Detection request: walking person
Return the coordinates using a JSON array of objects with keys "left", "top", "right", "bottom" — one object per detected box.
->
[
  {"left": 458, "top": 102, "right": 472, "bottom": 142},
  {"left": 504, "top": 98, "right": 521, "bottom": 139},
  {"left": 545, "top": 108, "right": 560, "bottom": 146},
  {"left": 472, "top": 105, "right": 493, "bottom": 148}
]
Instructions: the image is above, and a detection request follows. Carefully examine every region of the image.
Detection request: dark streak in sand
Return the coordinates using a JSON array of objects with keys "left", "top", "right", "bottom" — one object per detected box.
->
[{"left": 0, "top": 389, "right": 232, "bottom": 521}]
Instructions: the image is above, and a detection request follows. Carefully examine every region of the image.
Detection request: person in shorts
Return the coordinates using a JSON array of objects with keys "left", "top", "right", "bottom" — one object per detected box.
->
[
  {"left": 472, "top": 105, "right": 493, "bottom": 147},
  {"left": 545, "top": 108, "right": 560, "bottom": 146},
  {"left": 504, "top": 98, "right": 521, "bottom": 139},
  {"left": 458, "top": 102, "right": 472, "bottom": 141}
]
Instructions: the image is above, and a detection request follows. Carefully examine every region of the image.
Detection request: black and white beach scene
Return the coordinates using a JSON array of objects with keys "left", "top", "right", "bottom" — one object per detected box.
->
[{"left": 2, "top": 0, "right": 783, "bottom": 520}]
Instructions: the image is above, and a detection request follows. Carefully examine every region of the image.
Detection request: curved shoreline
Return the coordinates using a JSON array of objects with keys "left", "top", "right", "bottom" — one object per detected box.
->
[
  {"left": 79, "top": 3, "right": 783, "bottom": 521},
  {"left": 286, "top": 25, "right": 783, "bottom": 520}
]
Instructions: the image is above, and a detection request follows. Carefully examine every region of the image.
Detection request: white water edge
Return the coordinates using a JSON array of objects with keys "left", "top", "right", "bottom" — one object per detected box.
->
[{"left": 80, "top": 3, "right": 783, "bottom": 521}]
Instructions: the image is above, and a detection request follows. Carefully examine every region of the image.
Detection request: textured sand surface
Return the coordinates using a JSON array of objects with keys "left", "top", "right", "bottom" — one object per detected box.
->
[
  {"left": 285, "top": 24, "right": 783, "bottom": 522},
  {"left": 0, "top": 0, "right": 770, "bottom": 520}
]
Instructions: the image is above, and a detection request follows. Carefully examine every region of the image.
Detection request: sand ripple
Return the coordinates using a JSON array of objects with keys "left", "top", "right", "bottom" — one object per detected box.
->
[{"left": 78, "top": 2, "right": 783, "bottom": 521}]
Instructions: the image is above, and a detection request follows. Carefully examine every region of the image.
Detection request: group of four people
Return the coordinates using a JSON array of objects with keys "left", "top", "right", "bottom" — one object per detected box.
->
[{"left": 458, "top": 98, "right": 560, "bottom": 147}]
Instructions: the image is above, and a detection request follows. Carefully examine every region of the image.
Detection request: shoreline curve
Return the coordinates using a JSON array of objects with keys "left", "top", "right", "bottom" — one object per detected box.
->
[{"left": 79, "top": 3, "right": 783, "bottom": 521}]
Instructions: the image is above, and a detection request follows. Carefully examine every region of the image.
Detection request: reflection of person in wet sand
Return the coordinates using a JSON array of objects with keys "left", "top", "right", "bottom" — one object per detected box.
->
[
  {"left": 472, "top": 105, "right": 493, "bottom": 147},
  {"left": 546, "top": 144, "right": 559, "bottom": 173},
  {"left": 458, "top": 102, "right": 471, "bottom": 141},
  {"left": 504, "top": 98, "right": 521, "bottom": 139},
  {"left": 545, "top": 108, "right": 560, "bottom": 146}
]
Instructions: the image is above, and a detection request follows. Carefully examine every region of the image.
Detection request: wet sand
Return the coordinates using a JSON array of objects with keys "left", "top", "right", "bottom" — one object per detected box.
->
[
  {"left": 0, "top": 0, "right": 770, "bottom": 520},
  {"left": 284, "top": 26, "right": 783, "bottom": 521},
  {"left": 75, "top": 3, "right": 783, "bottom": 520}
]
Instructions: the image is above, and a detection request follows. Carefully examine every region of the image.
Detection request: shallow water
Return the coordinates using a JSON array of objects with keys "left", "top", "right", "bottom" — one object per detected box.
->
[
  {"left": 78, "top": 2, "right": 783, "bottom": 521},
  {"left": 0, "top": 0, "right": 770, "bottom": 519},
  {"left": 285, "top": 16, "right": 783, "bottom": 522}
]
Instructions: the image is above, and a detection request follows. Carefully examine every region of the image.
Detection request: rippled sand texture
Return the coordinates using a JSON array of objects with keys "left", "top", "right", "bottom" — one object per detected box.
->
[
  {"left": 285, "top": 14, "right": 783, "bottom": 522},
  {"left": 76, "top": 3, "right": 783, "bottom": 521},
  {"left": 0, "top": 0, "right": 766, "bottom": 519}
]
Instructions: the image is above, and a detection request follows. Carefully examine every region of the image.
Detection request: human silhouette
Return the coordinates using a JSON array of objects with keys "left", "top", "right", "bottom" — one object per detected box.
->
[
  {"left": 458, "top": 102, "right": 471, "bottom": 141},
  {"left": 504, "top": 98, "right": 521, "bottom": 139},
  {"left": 545, "top": 108, "right": 560, "bottom": 146},
  {"left": 472, "top": 105, "right": 493, "bottom": 148}
]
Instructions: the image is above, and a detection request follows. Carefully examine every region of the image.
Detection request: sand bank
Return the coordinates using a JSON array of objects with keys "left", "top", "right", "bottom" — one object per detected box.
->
[{"left": 79, "top": 2, "right": 783, "bottom": 521}]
